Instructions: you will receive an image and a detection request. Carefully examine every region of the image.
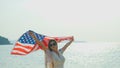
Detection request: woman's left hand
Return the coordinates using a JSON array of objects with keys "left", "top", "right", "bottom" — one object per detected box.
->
[{"left": 70, "top": 36, "right": 74, "bottom": 42}]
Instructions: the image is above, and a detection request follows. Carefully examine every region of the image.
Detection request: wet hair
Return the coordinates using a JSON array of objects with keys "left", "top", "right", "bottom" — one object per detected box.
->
[{"left": 48, "top": 39, "right": 57, "bottom": 51}]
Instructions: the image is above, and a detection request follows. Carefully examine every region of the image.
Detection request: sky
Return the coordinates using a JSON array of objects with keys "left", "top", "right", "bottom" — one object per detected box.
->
[{"left": 0, "top": 0, "right": 120, "bottom": 42}]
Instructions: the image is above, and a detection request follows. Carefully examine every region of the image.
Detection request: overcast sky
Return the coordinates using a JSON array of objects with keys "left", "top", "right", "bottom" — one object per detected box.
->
[{"left": 0, "top": 0, "right": 120, "bottom": 42}]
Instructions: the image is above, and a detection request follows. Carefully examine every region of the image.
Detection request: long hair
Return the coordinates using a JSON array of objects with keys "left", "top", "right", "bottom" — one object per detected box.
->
[{"left": 48, "top": 39, "right": 57, "bottom": 51}]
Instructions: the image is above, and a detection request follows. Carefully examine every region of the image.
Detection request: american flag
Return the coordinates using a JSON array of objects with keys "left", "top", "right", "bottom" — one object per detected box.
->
[{"left": 11, "top": 30, "right": 73, "bottom": 55}]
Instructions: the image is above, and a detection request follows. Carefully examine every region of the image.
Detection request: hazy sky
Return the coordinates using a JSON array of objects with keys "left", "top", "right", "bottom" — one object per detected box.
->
[{"left": 0, "top": 0, "right": 120, "bottom": 42}]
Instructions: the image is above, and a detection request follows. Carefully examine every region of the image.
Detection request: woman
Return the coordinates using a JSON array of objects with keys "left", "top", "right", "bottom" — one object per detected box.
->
[{"left": 29, "top": 31, "right": 74, "bottom": 68}]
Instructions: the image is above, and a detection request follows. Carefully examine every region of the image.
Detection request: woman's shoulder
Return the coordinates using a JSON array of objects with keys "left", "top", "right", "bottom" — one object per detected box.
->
[
  {"left": 59, "top": 49, "right": 64, "bottom": 54},
  {"left": 59, "top": 49, "right": 62, "bottom": 51},
  {"left": 45, "top": 50, "right": 53, "bottom": 57}
]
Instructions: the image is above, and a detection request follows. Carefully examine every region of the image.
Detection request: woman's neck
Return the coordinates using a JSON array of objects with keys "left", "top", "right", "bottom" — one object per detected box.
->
[{"left": 53, "top": 50, "right": 59, "bottom": 56}]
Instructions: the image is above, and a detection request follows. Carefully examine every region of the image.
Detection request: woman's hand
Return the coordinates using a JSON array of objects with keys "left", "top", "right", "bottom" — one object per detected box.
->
[
  {"left": 29, "top": 31, "right": 37, "bottom": 40},
  {"left": 61, "top": 36, "right": 74, "bottom": 53},
  {"left": 70, "top": 36, "right": 74, "bottom": 42},
  {"left": 28, "top": 30, "right": 47, "bottom": 51}
]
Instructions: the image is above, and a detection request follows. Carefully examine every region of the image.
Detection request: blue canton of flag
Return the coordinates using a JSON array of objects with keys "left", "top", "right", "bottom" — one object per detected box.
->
[{"left": 18, "top": 30, "right": 45, "bottom": 45}]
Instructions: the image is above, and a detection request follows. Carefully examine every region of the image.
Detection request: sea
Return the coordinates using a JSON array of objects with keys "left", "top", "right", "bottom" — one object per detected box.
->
[{"left": 0, "top": 42, "right": 120, "bottom": 68}]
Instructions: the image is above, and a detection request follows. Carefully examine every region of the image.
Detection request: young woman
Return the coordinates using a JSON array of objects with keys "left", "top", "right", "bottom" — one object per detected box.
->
[{"left": 29, "top": 31, "right": 74, "bottom": 68}]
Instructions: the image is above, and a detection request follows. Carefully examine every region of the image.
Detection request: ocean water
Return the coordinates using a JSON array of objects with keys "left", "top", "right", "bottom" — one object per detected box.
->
[{"left": 0, "top": 42, "right": 120, "bottom": 68}]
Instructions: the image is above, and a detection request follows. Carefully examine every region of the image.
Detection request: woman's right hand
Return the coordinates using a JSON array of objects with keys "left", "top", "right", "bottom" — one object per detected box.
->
[
  {"left": 28, "top": 31, "right": 47, "bottom": 51},
  {"left": 29, "top": 31, "right": 37, "bottom": 40}
]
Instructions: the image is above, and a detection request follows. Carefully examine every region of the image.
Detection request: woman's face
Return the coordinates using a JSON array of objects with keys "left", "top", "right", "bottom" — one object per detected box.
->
[{"left": 50, "top": 41, "right": 58, "bottom": 51}]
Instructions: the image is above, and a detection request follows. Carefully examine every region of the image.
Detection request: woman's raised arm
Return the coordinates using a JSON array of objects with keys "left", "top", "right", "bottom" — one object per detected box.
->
[
  {"left": 29, "top": 31, "right": 47, "bottom": 51},
  {"left": 61, "top": 36, "right": 74, "bottom": 53}
]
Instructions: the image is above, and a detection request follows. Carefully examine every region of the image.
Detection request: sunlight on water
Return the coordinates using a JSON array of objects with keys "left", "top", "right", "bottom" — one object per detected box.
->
[
  {"left": 71, "top": 43, "right": 118, "bottom": 54},
  {"left": 0, "top": 42, "right": 120, "bottom": 68},
  {"left": 64, "top": 42, "right": 120, "bottom": 68}
]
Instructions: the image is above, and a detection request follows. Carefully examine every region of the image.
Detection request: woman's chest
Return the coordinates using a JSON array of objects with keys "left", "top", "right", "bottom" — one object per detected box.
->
[{"left": 51, "top": 52, "right": 65, "bottom": 63}]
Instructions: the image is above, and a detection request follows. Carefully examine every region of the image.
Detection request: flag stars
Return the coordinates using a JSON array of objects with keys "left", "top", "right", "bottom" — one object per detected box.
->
[
  {"left": 26, "top": 40, "right": 29, "bottom": 43},
  {"left": 21, "top": 37, "right": 24, "bottom": 40},
  {"left": 31, "top": 41, "right": 34, "bottom": 44},
  {"left": 22, "top": 39, "right": 25, "bottom": 43},
  {"left": 18, "top": 31, "right": 45, "bottom": 44},
  {"left": 19, "top": 40, "right": 22, "bottom": 43}
]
